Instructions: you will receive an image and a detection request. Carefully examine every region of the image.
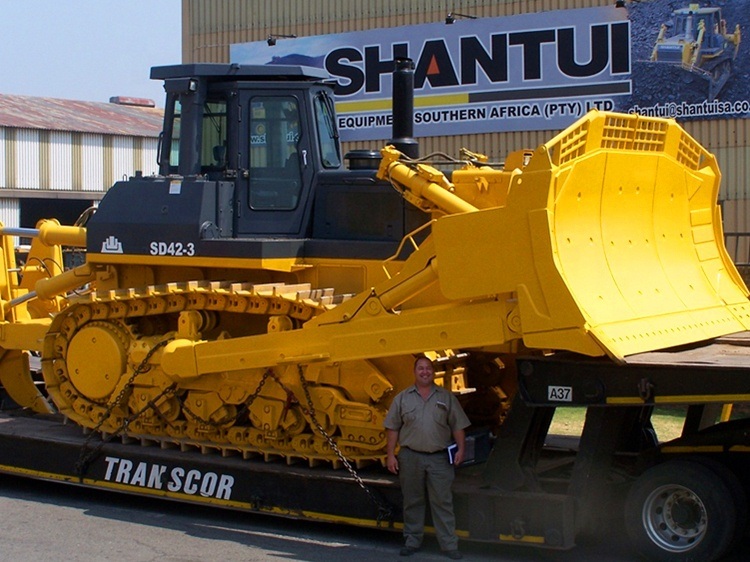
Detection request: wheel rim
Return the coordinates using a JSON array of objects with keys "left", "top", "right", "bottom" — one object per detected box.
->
[{"left": 642, "top": 484, "right": 707, "bottom": 552}]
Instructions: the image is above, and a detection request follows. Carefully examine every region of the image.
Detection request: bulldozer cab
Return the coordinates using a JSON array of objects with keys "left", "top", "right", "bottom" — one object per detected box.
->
[
  {"left": 152, "top": 64, "right": 342, "bottom": 236},
  {"left": 83, "top": 63, "right": 416, "bottom": 263},
  {"left": 672, "top": 7, "right": 721, "bottom": 44}
]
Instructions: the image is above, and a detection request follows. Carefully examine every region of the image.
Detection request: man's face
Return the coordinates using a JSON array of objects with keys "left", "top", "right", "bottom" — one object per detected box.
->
[{"left": 413, "top": 358, "right": 435, "bottom": 387}]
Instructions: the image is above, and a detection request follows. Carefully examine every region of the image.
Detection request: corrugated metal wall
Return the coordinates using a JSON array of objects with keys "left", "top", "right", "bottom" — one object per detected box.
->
[
  {"left": 0, "top": 198, "right": 19, "bottom": 229},
  {"left": 182, "top": 0, "right": 749, "bottom": 209},
  {"left": 16, "top": 129, "right": 40, "bottom": 189},
  {"left": 0, "top": 198, "right": 20, "bottom": 247},
  {"left": 0, "top": 129, "right": 4, "bottom": 185},
  {"left": 49, "top": 131, "right": 73, "bottom": 191},
  {"left": 0, "top": 127, "right": 159, "bottom": 193}
]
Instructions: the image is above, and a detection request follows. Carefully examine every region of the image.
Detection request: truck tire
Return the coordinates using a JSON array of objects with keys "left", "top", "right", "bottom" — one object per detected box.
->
[
  {"left": 624, "top": 460, "right": 737, "bottom": 562},
  {"left": 690, "top": 456, "right": 749, "bottom": 551}
]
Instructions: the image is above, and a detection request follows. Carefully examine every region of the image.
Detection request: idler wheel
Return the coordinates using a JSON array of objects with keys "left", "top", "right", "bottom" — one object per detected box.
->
[{"left": 66, "top": 322, "right": 129, "bottom": 401}]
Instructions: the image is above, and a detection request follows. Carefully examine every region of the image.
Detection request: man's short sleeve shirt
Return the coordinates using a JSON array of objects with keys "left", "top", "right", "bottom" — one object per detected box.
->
[{"left": 384, "top": 385, "right": 470, "bottom": 453}]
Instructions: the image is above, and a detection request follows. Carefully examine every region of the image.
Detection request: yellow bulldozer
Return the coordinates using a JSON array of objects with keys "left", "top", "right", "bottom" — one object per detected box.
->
[
  {"left": 1, "top": 59, "right": 750, "bottom": 562},
  {"left": 0, "top": 60, "right": 747, "bottom": 470}
]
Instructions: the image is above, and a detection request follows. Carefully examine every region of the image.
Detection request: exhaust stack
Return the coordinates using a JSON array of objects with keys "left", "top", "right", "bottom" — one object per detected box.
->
[{"left": 389, "top": 58, "right": 419, "bottom": 159}]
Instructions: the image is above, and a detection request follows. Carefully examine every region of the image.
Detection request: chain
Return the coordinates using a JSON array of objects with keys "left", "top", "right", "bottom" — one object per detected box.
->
[
  {"left": 74, "top": 338, "right": 174, "bottom": 479},
  {"left": 292, "top": 365, "right": 396, "bottom": 525}
]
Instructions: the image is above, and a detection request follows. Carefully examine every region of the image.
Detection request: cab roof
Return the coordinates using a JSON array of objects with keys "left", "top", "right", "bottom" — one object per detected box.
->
[{"left": 150, "top": 63, "right": 329, "bottom": 82}]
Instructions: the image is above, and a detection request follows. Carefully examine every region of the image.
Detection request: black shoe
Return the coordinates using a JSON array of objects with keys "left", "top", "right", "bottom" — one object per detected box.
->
[
  {"left": 445, "top": 550, "right": 463, "bottom": 560},
  {"left": 400, "top": 546, "right": 419, "bottom": 556}
]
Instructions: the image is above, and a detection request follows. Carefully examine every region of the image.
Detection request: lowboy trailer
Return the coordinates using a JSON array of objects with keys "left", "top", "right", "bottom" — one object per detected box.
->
[{"left": 3, "top": 334, "right": 750, "bottom": 560}]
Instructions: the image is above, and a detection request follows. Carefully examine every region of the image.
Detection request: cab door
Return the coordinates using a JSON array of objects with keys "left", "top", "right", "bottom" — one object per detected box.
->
[{"left": 235, "top": 91, "right": 314, "bottom": 236}]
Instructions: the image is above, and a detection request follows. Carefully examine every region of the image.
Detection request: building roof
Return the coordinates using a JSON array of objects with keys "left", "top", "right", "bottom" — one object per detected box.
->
[{"left": 0, "top": 94, "right": 164, "bottom": 137}]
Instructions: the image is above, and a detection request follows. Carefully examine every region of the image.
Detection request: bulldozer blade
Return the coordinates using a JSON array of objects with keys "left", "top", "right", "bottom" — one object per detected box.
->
[
  {"left": 630, "top": 60, "right": 727, "bottom": 104},
  {"left": 433, "top": 111, "right": 750, "bottom": 361},
  {"left": 546, "top": 112, "right": 750, "bottom": 360},
  {"left": 0, "top": 349, "right": 54, "bottom": 413}
]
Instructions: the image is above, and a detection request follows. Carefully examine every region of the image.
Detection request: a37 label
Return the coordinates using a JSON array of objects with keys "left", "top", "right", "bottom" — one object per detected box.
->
[{"left": 548, "top": 385, "right": 573, "bottom": 402}]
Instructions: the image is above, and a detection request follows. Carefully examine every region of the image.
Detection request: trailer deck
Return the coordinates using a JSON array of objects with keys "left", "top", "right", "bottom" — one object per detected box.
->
[
  {"left": 3, "top": 334, "right": 750, "bottom": 554},
  {"left": 0, "top": 406, "right": 577, "bottom": 549},
  {"left": 518, "top": 333, "right": 750, "bottom": 406}
]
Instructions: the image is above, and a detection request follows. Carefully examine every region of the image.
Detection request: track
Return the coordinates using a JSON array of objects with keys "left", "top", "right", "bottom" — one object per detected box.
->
[{"left": 40, "top": 280, "right": 392, "bottom": 468}]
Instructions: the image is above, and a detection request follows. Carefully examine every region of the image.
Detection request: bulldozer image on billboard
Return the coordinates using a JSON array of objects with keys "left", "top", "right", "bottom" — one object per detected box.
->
[{"left": 647, "top": 3, "right": 741, "bottom": 101}]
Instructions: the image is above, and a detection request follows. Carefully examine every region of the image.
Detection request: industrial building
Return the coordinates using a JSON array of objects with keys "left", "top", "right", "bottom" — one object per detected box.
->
[{"left": 0, "top": 94, "right": 161, "bottom": 232}]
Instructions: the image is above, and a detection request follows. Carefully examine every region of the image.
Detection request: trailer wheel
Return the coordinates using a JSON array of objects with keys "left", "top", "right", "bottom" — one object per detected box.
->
[
  {"left": 624, "top": 460, "right": 736, "bottom": 562},
  {"left": 691, "top": 457, "right": 749, "bottom": 551}
]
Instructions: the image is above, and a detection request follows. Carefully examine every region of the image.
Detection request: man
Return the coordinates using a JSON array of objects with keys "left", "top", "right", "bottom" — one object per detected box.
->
[{"left": 384, "top": 356, "right": 471, "bottom": 560}]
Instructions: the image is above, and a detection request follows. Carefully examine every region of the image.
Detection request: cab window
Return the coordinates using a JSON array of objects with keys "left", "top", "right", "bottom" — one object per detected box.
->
[
  {"left": 167, "top": 98, "right": 228, "bottom": 175},
  {"left": 314, "top": 93, "right": 341, "bottom": 169},
  {"left": 168, "top": 100, "right": 181, "bottom": 170},
  {"left": 249, "top": 96, "right": 302, "bottom": 210},
  {"left": 201, "top": 101, "right": 228, "bottom": 173}
]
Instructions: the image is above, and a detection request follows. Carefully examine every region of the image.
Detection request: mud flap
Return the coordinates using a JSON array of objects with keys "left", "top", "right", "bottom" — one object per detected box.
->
[
  {"left": 433, "top": 111, "right": 750, "bottom": 360},
  {"left": 0, "top": 349, "right": 54, "bottom": 413}
]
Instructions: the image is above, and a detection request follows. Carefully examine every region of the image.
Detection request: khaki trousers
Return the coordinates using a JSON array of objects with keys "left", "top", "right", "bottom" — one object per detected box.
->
[{"left": 398, "top": 447, "right": 458, "bottom": 551}]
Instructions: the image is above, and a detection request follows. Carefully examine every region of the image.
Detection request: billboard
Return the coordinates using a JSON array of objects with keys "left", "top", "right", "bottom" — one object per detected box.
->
[{"left": 231, "top": 1, "right": 749, "bottom": 142}]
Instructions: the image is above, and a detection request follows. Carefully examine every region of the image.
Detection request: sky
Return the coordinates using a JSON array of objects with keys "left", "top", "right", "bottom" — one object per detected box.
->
[{"left": 1, "top": 0, "right": 182, "bottom": 107}]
